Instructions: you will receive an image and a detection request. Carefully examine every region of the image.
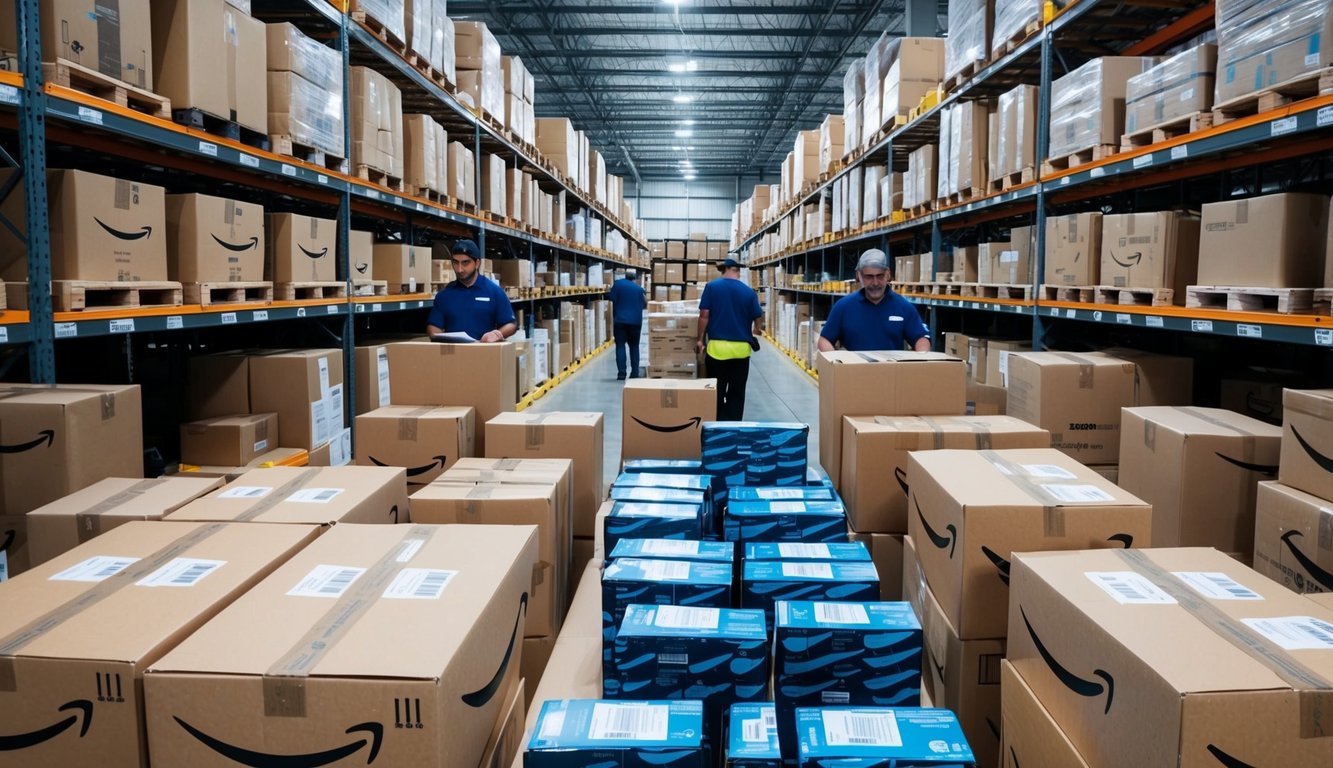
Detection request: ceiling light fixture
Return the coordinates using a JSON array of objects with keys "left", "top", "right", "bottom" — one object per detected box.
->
[
  {"left": 679, "top": 119, "right": 696, "bottom": 126},
  {"left": 674, "top": 129, "right": 693, "bottom": 138},
  {"left": 683, "top": 172, "right": 697, "bottom": 180},
  {"left": 672, "top": 94, "right": 693, "bottom": 104}
]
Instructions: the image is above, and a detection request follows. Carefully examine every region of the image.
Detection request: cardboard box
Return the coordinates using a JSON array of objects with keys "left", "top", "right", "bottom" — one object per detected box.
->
[
  {"left": 1198, "top": 193, "right": 1329, "bottom": 288},
  {"left": 1119, "top": 406, "right": 1280, "bottom": 552},
  {"left": 967, "top": 382, "right": 1007, "bottom": 416},
  {"left": 167, "top": 465, "right": 408, "bottom": 525},
  {"left": 385, "top": 342, "right": 517, "bottom": 454},
  {"left": 841, "top": 415, "right": 1050, "bottom": 534},
  {"left": 265, "top": 213, "right": 336, "bottom": 283},
  {"left": 1049, "top": 57, "right": 1158, "bottom": 159},
  {"left": 478, "top": 675, "right": 525, "bottom": 768},
  {"left": 354, "top": 405, "right": 476, "bottom": 486},
  {"left": 908, "top": 448, "right": 1152, "bottom": 639},
  {"left": 621, "top": 379, "right": 718, "bottom": 461},
  {"left": 1220, "top": 368, "right": 1308, "bottom": 425},
  {"left": 1125, "top": 44, "right": 1217, "bottom": 134},
  {"left": 943, "top": 332, "right": 971, "bottom": 359},
  {"left": 1215, "top": 1, "right": 1333, "bottom": 104},
  {"left": 985, "top": 340, "right": 1032, "bottom": 388},
  {"left": 527, "top": 699, "right": 705, "bottom": 767},
  {"left": 1279, "top": 389, "right": 1333, "bottom": 501},
  {"left": 354, "top": 343, "right": 393, "bottom": 417},
  {"left": 151, "top": 0, "right": 266, "bottom": 134},
  {"left": 248, "top": 348, "right": 344, "bottom": 450},
  {"left": 0, "top": 0, "right": 153, "bottom": 89},
  {"left": 1044, "top": 212, "right": 1103, "bottom": 286},
  {"left": 186, "top": 353, "right": 249, "bottom": 420},
  {"left": 145, "top": 524, "right": 537, "bottom": 768},
  {"left": 180, "top": 413, "right": 280, "bottom": 467},
  {"left": 1253, "top": 480, "right": 1333, "bottom": 596},
  {"left": 796, "top": 707, "right": 973, "bottom": 767},
  {"left": 1000, "top": 660, "right": 1090, "bottom": 768},
  {"left": 1100, "top": 211, "right": 1200, "bottom": 296},
  {"left": 817, "top": 351, "right": 967, "bottom": 490},
  {"left": 520, "top": 636, "right": 555, "bottom": 704},
  {"left": 0, "top": 520, "right": 317, "bottom": 768},
  {"left": 967, "top": 338, "right": 988, "bottom": 383},
  {"left": 1005, "top": 351, "right": 1136, "bottom": 464},
  {"left": 484, "top": 412, "right": 604, "bottom": 539},
  {"left": 165, "top": 193, "right": 265, "bottom": 283},
  {"left": 903, "top": 536, "right": 1004, "bottom": 768},
  {"left": 1008, "top": 547, "right": 1333, "bottom": 768},
  {"left": 371, "top": 244, "right": 431, "bottom": 294},
  {"left": 0, "top": 384, "right": 144, "bottom": 517}
]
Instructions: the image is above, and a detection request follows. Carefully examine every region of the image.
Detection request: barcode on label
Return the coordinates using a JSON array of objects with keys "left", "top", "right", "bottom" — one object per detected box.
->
[
  {"left": 770, "top": 501, "right": 806, "bottom": 513},
  {"left": 814, "top": 602, "right": 870, "bottom": 625},
  {"left": 822, "top": 710, "right": 902, "bottom": 747},
  {"left": 782, "top": 562, "right": 833, "bottom": 579},
  {"left": 658, "top": 653, "right": 689, "bottom": 665},
  {"left": 1042, "top": 484, "right": 1114, "bottom": 503},
  {"left": 1174, "top": 571, "right": 1263, "bottom": 601},
  {"left": 287, "top": 564, "right": 366, "bottom": 598},
  {"left": 240, "top": 154, "right": 260, "bottom": 168},
  {"left": 287, "top": 487, "right": 343, "bottom": 503},
  {"left": 642, "top": 539, "right": 699, "bottom": 556},
  {"left": 50, "top": 556, "right": 140, "bottom": 583},
  {"left": 653, "top": 604, "right": 720, "bottom": 630},
  {"left": 589, "top": 703, "right": 669, "bottom": 741},
  {"left": 1243, "top": 616, "right": 1333, "bottom": 650},
  {"left": 0, "top": 551, "right": 7, "bottom": 581},
  {"left": 1021, "top": 464, "right": 1077, "bottom": 480},
  {"left": 758, "top": 488, "right": 803, "bottom": 499},
  {"left": 1086, "top": 571, "right": 1176, "bottom": 605},
  {"left": 219, "top": 485, "right": 270, "bottom": 499},
  {"left": 643, "top": 560, "right": 691, "bottom": 581},
  {"left": 778, "top": 543, "right": 830, "bottom": 559},
  {"left": 383, "top": 568, "right": 457, "bottom": 599},
  {"left": 742, "top": 718, "right": 766, "bottom": 742},
  {"left": 137, "top": 558, "right": 226, "bottom": 588}
]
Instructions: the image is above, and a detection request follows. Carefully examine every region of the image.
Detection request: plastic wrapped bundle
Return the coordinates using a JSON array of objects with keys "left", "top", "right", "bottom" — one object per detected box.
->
[
  {"left": 1125, "top": 45, "right": 1217, "bottom": 134},
  {"left": 945, "top": 0, "right": 991, "bottom": 83},
  {"left": 350, "top": 66, "right": 404, "bottom": 178},
  {"left": 351, "top": 0, "right": 405, "bottom": 43},
  {"left": 434, "top": 3, "right": 457, "bottom": 86},
  {"left": 404, "top": 114, "right": 441, "bottom": 193},
  {"left": 991, "top": 0, "right": 1042, "bottom": 57},
  {"left": 1215, "top": 0, "right": 1332, "bottom": 103},
  {"left": 455, "top": 21, "right": 504, "bottom": 119},
  {"left": 267, "top": 72, "right": 345, "bottom": 157},
  {"left": 266, "top": 23, "right": 342, "bottom": 92},
  {"left": 882, "top": 38, "right": 946, "bottom": 121},
  {"left": 843, "top": 64, "right": 864, "bottom": 152},
  {"left": 997, "top": 84, "right": 1037, "bottom": 177},
  {"left": 1049, "top": 57, "right": 1158, "bottom": 160}
]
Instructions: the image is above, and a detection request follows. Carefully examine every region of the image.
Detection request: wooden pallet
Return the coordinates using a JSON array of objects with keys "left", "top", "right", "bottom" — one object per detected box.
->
[
  {"left": 352, "top": 280, "right": 389, "bottom": 297},
  {"left": 991, "top": 19, "right": 1042, "bottom": 58},
  {"left": 1094, "top": 286, "right": 1174, "bottom": 307},
  {"left": 963, "top": 283, "right": 1035, "bottom": 300},
  {"left": 945, "top": 187, "right": 987, "bottom": 206},
  {"left": 269, "top": 134, "right": 349, "bottom": 173},
  {"left": 385, "top": 281, "right": 430, "bottom": 296},
  {"left": 274, "top": 281, "right": 349, "bottom": 301},
  {"left": 1186, "top": 285, "right": 1315, "bottom": 315},
  {"left": 1042, "top": 144, "right": 1117, "bottom": 174},
  {"left": 183, "top": 281, "right": 273, "bottom": 307},
  {"left": 907, "top": 202, "right": 935, "bottom": 218},
  {"left": 1040, "top": 284, "right": 1099, "bottom": 303},
  {"left": 0, "top": 281, "right": 6, "bottom": 311},
  {"left": 943, "top": 59, "right": 984, "bottom": 93},
  {"left": 1120, "top": 111, "right": 1214, "bottom": 151},
  {"left": 173, "top": 107, "right": 270, "bottom": 151},
  {"left": 355, "top": 164, "right": 404, "bottom": 192},
  {"left": 43, "top": 58, "right": 171, "bottom": 119},
  {"left": 351, "top": 10, "right": 408, "bottom": 55},
  {"left": 988, "top": 166, "right": 1036, "bottom": 192},
  {"left": 1212, "top": 68, "right": 1333, "bottom": 126},
  {"left": 411, "top": 187, "right": 447, "bottom": 204},
  {"left": 49, "top": 280, "right": 183, "bottom": 312}
]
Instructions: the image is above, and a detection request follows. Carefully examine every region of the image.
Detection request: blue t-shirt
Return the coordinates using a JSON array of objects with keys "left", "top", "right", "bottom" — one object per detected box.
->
[
  {"left": 819, "top": 289, "right": 929, "bottom": 351},
  {"left": 427, "top": 275, "right": 516, "bottom": 340},
  {"left": 699, "top": 277, "right": 762, "bottom": 341},
  {"left": 608, "top": 278, "right": 646, "bottom": 324}
]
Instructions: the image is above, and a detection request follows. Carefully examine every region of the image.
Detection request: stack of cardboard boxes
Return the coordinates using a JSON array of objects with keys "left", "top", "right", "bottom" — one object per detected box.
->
[
  {"left": 1048, "top": 57, "right": 1159, "bottom": 162},
  {"left": 267, "top": 22, "right": 345, "bottom": 159},
  {"left": 1255, "top": 390, "right": 1333, "bottom": 599},
  {"left": 151, "top": 0, "right": 266, "bottom": 137},
  {"left": 502, "top": 55, "right": 536, "bottom": 145},
  {"left": 455, "top": 20, "right": 504, "bottom": 120},
  {"left": 405, "top": 0, "right": 455, "bottom": 86}
]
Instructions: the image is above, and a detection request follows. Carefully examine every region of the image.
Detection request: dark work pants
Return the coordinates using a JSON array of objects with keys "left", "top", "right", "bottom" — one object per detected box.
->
[
  {"left": 613, "top": 322, "right": 641, "bottom": 377},
  {"left": 705, "top": 354, "right": 751, "bottom": 421}
]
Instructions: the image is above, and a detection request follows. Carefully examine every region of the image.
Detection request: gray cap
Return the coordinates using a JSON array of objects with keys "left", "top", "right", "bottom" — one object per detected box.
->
[{"left": 856, "top": 248, "right": 890, "bottom": 272}]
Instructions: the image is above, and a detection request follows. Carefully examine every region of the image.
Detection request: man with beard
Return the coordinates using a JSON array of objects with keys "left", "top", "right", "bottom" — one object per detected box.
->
[{"left": 817, "top": 249, "right": 931, "bottom": 352}]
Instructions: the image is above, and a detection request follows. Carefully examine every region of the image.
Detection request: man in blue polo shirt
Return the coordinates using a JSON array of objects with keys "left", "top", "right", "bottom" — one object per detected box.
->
[
  {"left": 818, "top": 249, "right": 931, "bottom": 352},
  {"left": 608, "top": 269, "right": 647, "bottom": 380},
  {"left": 697, "top": 258, "right": 763, "bottom": 421},
  {"left": 426, "top": 239, "right": 517, "bottom": 342}
]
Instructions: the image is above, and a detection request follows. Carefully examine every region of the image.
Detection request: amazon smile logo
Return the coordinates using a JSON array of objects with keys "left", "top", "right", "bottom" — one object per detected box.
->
[
  {"left": 461, "top": 592, "right": 527, "bottom": 708},
  {"left": 94, "top": 218, "right": 152, "bottom": 240},
  {"left": 369, "top": 455, "right": 447, "bottom": 481},
  {"left": 299, "top": 245, "right": 329, "bottom": 260},
  {"left": 914, "top": 496, "right": 955, "bottom": 558},
  {"left": 174, "top": 717, "right": 382, "bottom": 766},
  {"left": 630, "top": 416, "right": 702, "bottom": 433},
  {"left": 1021, "top": 606, "right": 1114, "bottom": 714},
  {"left": 0, "top": 700, "right": 92, "bottom": 751},
  {"left": 1109, "top": 250, "right": 1142, "bottom": 268},
  {"left": 387, "top": 505, "right": 400, "bottom": 524},
  {"left": 1281, "top": 530, "right": 1333, "bottom": 591},
  {"left": 1206, "top": 744, "right": 1256, "bottom": 767},
  {"left": 355, "top": 263, "right": 369, "bottom": 274},
  {"left": 1292, "top": 426, "right": 1333, "bottom": 473},
  {"left": 0, "top": 529, "right": 13, "bottom": 553},
  {"left": 1214, "top": 452, "right": 1278, "bottom": 475},
  {"left": 894, "top": 467, "right": 909, "bottom": 496},
  {"left": 211, "top": 234, "right": 259, "bottom": 252},
  {"left": 0, "top": 429, "right": 54, "bottom": 454},
  {"left": 984, "top": 534, "right": 1133, "bottom": 585}
]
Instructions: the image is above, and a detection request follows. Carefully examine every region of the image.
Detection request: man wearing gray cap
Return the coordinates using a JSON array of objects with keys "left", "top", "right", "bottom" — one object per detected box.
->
[{"left": 817, "top": 248, "right": 931, "bottom": 352}]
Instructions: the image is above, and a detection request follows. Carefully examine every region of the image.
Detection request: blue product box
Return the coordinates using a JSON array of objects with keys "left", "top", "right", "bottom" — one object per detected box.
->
[
  {"left": 745, "top": 541, "right": 870, "bottom": 563},
  {"left": 726, "top": 703, "right": 781, "bottom": 767},
  {"left": 741, "top": 560, "right": 880, "bottom": 629},
  {"left": 525, "top": 699, "right": 706, "bottom": 768},
  {"left": 612, "top": 473, "right": 716, "bottom": 536},
  {"left": 623, "top": 459, "right": 706, "bottom": 474},
  {"left": 795, "top": 707, "right": 974, "bottom": 767},
  {"left": 701, "top": 422, "right": 809, "bottom": 489},
  {"left": 605, "top": 501, "right": 704, "bottom": 553},
  {"left": 725, "top": 500, "right": 848, "bottom": 544},
  {"left": 729, "top": 485, "right": 838, "bottom": 503},
  {"left": 611, "top": 538, "right": 736, "bottom": 564},
  {"left": 602, "top": 558, "right": 735, "bottom": 693},
  {"left": 805, "top": 465, "right": 833, "bottom": 486},
  {"left": 610, "top": 604, "right": 769, "bottom": 733}
]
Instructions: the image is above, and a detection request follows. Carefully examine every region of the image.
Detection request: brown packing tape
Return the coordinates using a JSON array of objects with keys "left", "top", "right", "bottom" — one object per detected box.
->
[
  {"left": 532, "top": 560, "right": 547, "bottom": 587},
  {"left": 660, "top": 389, "right": 679, "bottom": 409},
  {"left": 235, "top": 468, "right": 324, "bottom": 522},
  {"left": 493, "top": 459, "right": 522, "bottom": 471},
  {"left": 1320, "top": 512, "right": 1333, "bottom": 554},
  {"left": 0, "top": 522, "right": 230, "bottom": 692},
  {"left": 525, "top": 424, "right": 545, "bottom": 448},
  {"left": 256, "top": 419, "right": 268, "bottom": 445},
  {"left": 1113, "top": 549, "right": 1333, "bottom": 738},
  {"left": 1237, "top": 199, "right": 1248, "bottom": 226},
  {"left": 1180, "top": 406, "right": 1265, "bottom": 463},
  {"left": 980, "top": 451, "right": 1065, "bottom": 537},
  {"left": 75, "top": 478, "right": 168, "bottom": 544},
  {"left": 186, "top": 424, "right": 209, "bottom": 435},
  {"left": 1052, "top": 352, "right": 1096, "bottom": 389},
  {"left": 1143, "top": 420, "right": 1157, "bottom": 452},
  {"left": 264, "top": 525, "right": 442, "bottom": 717},
  {"left": 466, "top": 485, "right": 496, "bottom": 499},
  {"left": 919, "top": 416, "right": 947, "bottom": 450}
]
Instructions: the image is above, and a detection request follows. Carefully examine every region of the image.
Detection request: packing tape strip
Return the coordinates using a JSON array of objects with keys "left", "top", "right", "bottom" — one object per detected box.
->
[
  {"left": 1113, "top": 548, "right": 1333, "bottom": 738},
  {"left": 1052, "top": 352, "right": 1097, "bottom": 389},
  {"left": 263, "top": 525, "right": 441, "bottom": 717},
  {"left": 0, "top": 522, "right": 229, "bottom": 692},
  {"left": 525, "top": 423, "right": 546, "bottom": 448},
  {"left": 1180, "top": 406, "right": 1268, "bottom": 465},
  {"left": 980, "top": 450, "right": 1065, "bottom": 537},
  {"left": 74, "top": 478, "right": 172, "bottom": 543},
  {"left": 234, "top": 468, "right": 323, "bottom": 523},
  {"left": 397, "top": 406, "right": 435, "bottom": 441}
]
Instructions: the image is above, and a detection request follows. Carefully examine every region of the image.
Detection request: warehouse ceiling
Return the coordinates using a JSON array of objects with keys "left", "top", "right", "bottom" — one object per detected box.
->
[{"left": 447, "top": 0, "right": 945, "bottom": 181}]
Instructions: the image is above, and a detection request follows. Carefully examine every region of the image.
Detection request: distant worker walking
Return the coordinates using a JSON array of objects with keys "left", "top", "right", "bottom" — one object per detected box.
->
[
  {"left": 609, "top": 269, "right": 647, "bottom": 380},
  {"left": 818, "top": 249, "right": 931, "bottom": 352},
  {"left": 696, "top": 258, "right": 763, "bottom": 420}
]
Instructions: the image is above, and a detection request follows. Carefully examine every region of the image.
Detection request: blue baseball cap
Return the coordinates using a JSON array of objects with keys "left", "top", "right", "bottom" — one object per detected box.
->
[{"left": 452, "top": 239, "right": 481, "bottom": 260}]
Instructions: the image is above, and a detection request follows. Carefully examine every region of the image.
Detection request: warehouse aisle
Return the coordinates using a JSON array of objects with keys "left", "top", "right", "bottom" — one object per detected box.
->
[{"left": 526, "top": 327, "right": 821, "bottom": 477}]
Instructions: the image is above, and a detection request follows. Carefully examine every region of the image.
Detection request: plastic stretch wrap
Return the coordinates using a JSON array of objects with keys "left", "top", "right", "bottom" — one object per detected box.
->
[
  {"left": 906, "top": 143, "right": 936, "bottom": 209},
  {"left": 862, "top": 165, "right": 884, "bottom": 221},
  {"left": 266, "top": 23, "right": 341, "bottom": 92},
  {"left": 997, "top": 84, "right": 1037, "bottom": 176},
  {"left": 405, "top": 114, "right": 441, "bottom": 193},
  {"left": 1049, "top": 57, "right": 1157, "bottom": 159},
  {"left": 819, "top": 114, "right": 844, "bottom": 173},
  {"left": 1125, "top": 44, "right": 1217, "bottom": 132},
  {"left": 352, "top": 0, "right": 405, "bottom": 43},
  {"left": 991, "top": 0, "right": 1042, "bottom": 55},
  {"left": 267, "top": 72, "right": 345, "bottom": 157},
  {"left": 937, "top": 104, "right": 955, "bottom": 199},
  {"left": 946, "top": 0, "right": 990, "bottom": 81},
  {"left": 455, "top": 21, "right": 504, "bottom": 119},
  {"left": 844, "top": 62, "right": 865, "bottom": 113},
  {"left": 435, "top": 5, "right": 457, "bottom": 86},
  {"left": 1216, "top": 0, "right": 1330, "bottom": 102},
  {"left": 407, "top": 0, "right": 433, "bottom": 63},
  {"left": 882, "top": 38, "right": 946, "bottom": 121}
]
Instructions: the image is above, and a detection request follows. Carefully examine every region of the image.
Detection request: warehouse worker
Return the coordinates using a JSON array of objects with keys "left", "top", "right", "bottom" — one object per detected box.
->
[
  {"left": 426, "top": 239, "right": 517, "bottom": 342},
  {"left": 697, "top": 258, "right": 764, "bottom": 421},
  {"left": 609, "top": 269, "right": 647, "bottom": 380},
  {"left": 818, "top": 248, "right": 931, "bottom": 352}
]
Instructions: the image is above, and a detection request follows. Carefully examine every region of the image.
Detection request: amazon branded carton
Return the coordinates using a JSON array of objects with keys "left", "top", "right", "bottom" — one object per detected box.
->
[
  {"left": 1008, "top": 547, "right": 1333, "bottom": 768},
  {"left": 1000, "top": 659, "right": 1091, "bottom": 768},
  {"left": 1254, "top": 480, "right": 1333, "bottom": 596},
  {"left": 1279, "top": 389, "right": 1333, "bottom": 502},
  {"left": 179, "top": 413, "right": 279, "bottom": 468},
  {"left": 0, "top": 521, "right": 317, "bottom": 768},
  {"left": 484, "top": 412, "right": 604, "bottom": 538},
  {"left": 145, "top": 524, "right": 538, "bottom": 768},
  {"left": 265, "top": 212, "right": 336, "bottom": 282},
  {"left": 166, "top": 466, "right": 409, "bottom": 525},
  {"left": 1099, "top": 211, "right": 1200, "bottom": 298},
  {"left": 621, "top": 379, "right": 718, "bottom": 461},
  {"left": 165, "top": 193, "right": 265, "bottom": 283},
  {"left": 386, "top": 342, "right": 517, "bottom": 455},
  {"left": 907, "top": 448, "right": 1152, "bottom": 639},
  {"left": 354, "top": 405, "right": 476, "bottom": 487},
  {"left": 1119, "top": 407, "right": 1280, "bottom": 554}
]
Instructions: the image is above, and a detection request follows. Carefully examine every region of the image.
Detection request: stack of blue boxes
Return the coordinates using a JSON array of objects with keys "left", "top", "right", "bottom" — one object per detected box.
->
[
  {"left": 741, "top": 542, "right": 881, "bottom": 628},
  {"left": 795, "top": 707, "right": 974, "bottom": 767},
  {"left": 526, "top": 699, "right": 707, "bottom": 767},
  {"left": 701, "top": 422, "right": 810, "bottom": 490},
  {"left": 725, "top": 703, "right": 781, "bottom": 768},
  {"left": 610, "top": 471, "right": 716, "bottom": 540}
]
